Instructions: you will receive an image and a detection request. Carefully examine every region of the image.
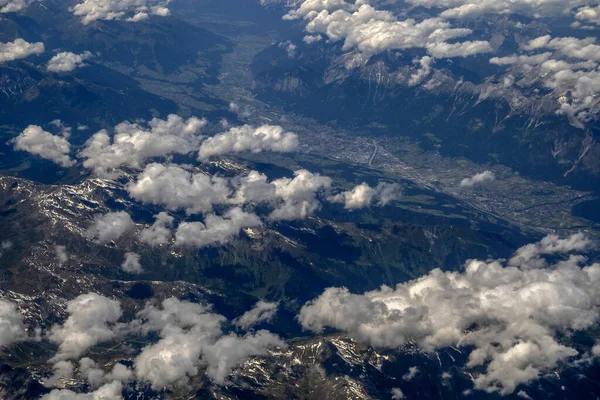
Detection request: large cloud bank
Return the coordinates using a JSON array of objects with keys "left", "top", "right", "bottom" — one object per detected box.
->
[
  {"left": 284, "top": 1, "right": 492, "bottom": 60},
  {"left": 299, "top": 233, "right": 599, "bottom": 394}
]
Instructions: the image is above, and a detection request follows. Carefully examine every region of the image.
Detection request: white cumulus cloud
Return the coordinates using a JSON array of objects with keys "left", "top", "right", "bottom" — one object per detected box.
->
[
  {"left": 47, "top": 51, "right": 92, "bottom": 73},
  {"left": 71, "top": 0, "right": 170, "bottom": 24},
  {"left": 234, "top": 300, "right": 279, "bottom": 330},
  {"left": 299, "top": 233, "right": 600, "bottom": 395},
  {"left": 284, "top": 2, "right": 491, "bottom": 60},
  {"left": 85, "top": 211, "right": 135, "bottom": 244},
  {"left": 132, "top": 297, "right": 285, "bottom": 388},
  {"left": 490, "top": 35, "right": 600, "bottom": 122},
  {"left": 459, "top": 170, "right": 495, "bottom": 187},
  {"left": 269, "top": 169, "right": 332, "bottom": 220},
  {"left": 49, "top": 293, "right": 122, "bottom": 362},
  {"left": 55, "top": 245, "right": 69, "bottom": 265},
  {"left": 127, "top": 163, "right": 233, "bottom": 214},
  {"left": 80, "top": 115, "right": 206, "bottom": 178},
  {"left": 121, "top": 252, "right": 143, "bottom": 274},
  {"left": 198, "top": 124, "right": 299, "bottom": 161},
  {"left": 139, "top": 212, "right": 174, "bottom": 246},
  {"left": 0, "top": 299, "right": 27, "bottom": 347},
  {"left": 0, "top": 38, "right": 44, "bottom": 63},
  {"left": 41, "top": 381, "right": 123, "bottom": 400},
  {"left": 328, "top": 182, "right": 401, "bottom": 209},
  {"left": 404, "top": 0, "right": 590, "bottom": 19},
  {"left": 12, "top": 125, "right": 73, "bottom": 167},
  {"left": 0, "top": 0, "right": 36, "bottom": 12},
  {"left": 174, "top": 207, "right": 262, "bottom": 248}
]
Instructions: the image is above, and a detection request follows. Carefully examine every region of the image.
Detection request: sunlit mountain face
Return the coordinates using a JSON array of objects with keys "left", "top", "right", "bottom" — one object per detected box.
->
[{"left": 0, "top": 0, "right": 599, "bottom": 399}]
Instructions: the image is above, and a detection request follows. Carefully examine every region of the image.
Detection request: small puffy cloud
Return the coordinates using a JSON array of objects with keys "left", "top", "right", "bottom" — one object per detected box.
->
[
  {"left": 426, "top": 40, "right": 493, "bottom": 58},
  {"left": 139, "top": 212, "right": 174, "bottom": 246},
  {"left": 303, "top": 34, "right": 322, "bottom": 44},
  {"left": 41, "top": 381, "right": 123, "bottom": 400},
  {"left": 517, "top": 390, "right": 533, "bottom": 399},
  {"left": 174, "top": 207, "right": 262, "bottom": 248},
  {"left": 575, "top": 5, "right": 600, "bottom": 26},
  {"left": 328, "top": 182, "right": 401, "bottom": 209},
  {"left": 269, "top": 169, "right": 332, "bottom": 220},
  {"left": 121, "top": 252, "right": 143, "bottom": 274},
  {"left": 79, "top": 358, "right": 132, "bottom": 389},
  {"left": 133, "top": 298, "right": 285, "bottom": 388},
  {"left": 509, "top": 232, "right": 594, "bottom": 267},
  {"left": 1, "top": 240, "right": 12, "bottom": 257},
  {"left": 45, "top": 360, "right": 74, "bottom": 387},
  {"left": 298, "top": 233, "right": 600, "bottom": 395},
  {"left": 522, "top": 36, "right": 600, "bottom": 61},
  {"left": 49, "top": 119, "right": 72, "bottom": 139},
  {"left": 402, "top": 366, "right": 419, "bottom": 381},
  {"left": 12, "top": 125, "right": 73, "bottom": 167},
  {"left": 0, "top": 0, "right": 36, "bottom": 12},
  {"left": 0, "top": 299, "right": 27, "bottom": 347},
  {"left": 391, "top": 388, "right": 405, "bottom": 399},
  {"left": 234, "top": 301, "right": 278, "bottom": 330},
  {"left": 0, "top": 38, "right": 44, "bottom": 63},
  {"left": 230, "top": 171, "right": 277, "bottom": 204},
  {"left": 202, "top": 331, "right": 286, "bottom": 383},
  {"left": 47, "top": 51, "right": 92, "bottom": 73},
  {"left": 459, "top": 170, "right": 495, "bottom": 188},
  {"left": 409, "top": 56, "right": 433, "bottom": 86},
  {"left": 127, "top": 163, "right": 232, "bottom": 214},
  {"left": 85, "top": 211, "right": 135, "bottom": 244},
  {"left": 198, "top": 124, "right": 299, "bottom": 161},
  {"left": 55, "top": 245, "right": 69, "bottom": 265},
  {"left": 49, "top": 293, "right": 122, "bottom": 362},
  {"left": 279, "top": 41, "right": 297, "bottom": 58},
  {"left": 79, "top": 358, "right": 105, "bottom": 388},
  {"left": 80, "top": 115, "right": 206, "bottom": 178},
  {"left": 71, "top": 0, "right": 170, "bottom": 24}
]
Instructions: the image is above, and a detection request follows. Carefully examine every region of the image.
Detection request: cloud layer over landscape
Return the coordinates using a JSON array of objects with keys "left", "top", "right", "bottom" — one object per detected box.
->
[
  {"left": 299, "top": 233, "right": 599, "bottom": 394},
  {"left": 285, "top": 1, "right": 493, "bottom": 60}
]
